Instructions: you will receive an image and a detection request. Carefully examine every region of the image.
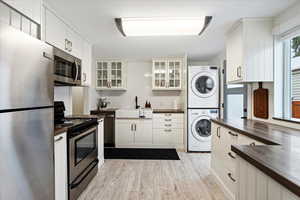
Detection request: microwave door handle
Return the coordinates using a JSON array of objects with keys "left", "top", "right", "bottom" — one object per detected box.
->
[{"left": 74, "top": 61, "right": 79, "bottom": 81}]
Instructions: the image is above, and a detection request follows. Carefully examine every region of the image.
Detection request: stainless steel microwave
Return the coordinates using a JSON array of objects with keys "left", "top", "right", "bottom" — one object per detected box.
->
[{"left": 54, "top": 48, "right": 82, "bottom": 86}]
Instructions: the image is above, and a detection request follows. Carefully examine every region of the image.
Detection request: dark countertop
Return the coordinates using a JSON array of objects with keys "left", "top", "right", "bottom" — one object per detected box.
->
[
  {"left": 65, "top": 114, "right": 103, "bottom": 120},
  {"left": 54, "top": 115, "right": 104, "bottom": 136},
  {"left": 90, "top": 108, "right": 119, "bottom": 115},
  {"left": 152, "top": 109, "right": 184, "bottom": 113},
  {"left": 211, "top": 118, "right": 300, "bottom": 197},
  {"left": 54, "top": 126, "right": 69, "bottom": 136}
]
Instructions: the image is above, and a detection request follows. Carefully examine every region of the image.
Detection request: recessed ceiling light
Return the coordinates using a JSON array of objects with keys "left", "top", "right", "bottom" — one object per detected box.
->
[{"left": 115, "top": 17, "right": 212, "bottom": 37}]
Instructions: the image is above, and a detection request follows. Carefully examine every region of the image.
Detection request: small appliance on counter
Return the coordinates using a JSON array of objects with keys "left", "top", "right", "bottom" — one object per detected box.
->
[
  {"left": 97, "top": 97, "right": 110, "bottom": 109},
  {"left": 54, "top": 101, "right": 99, "bottom": 200}
]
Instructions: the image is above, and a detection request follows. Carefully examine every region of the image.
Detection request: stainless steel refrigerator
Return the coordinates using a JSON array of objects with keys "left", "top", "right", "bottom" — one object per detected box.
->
[{"left": 0, "top": 21, "right": 54, "bottom": 199}]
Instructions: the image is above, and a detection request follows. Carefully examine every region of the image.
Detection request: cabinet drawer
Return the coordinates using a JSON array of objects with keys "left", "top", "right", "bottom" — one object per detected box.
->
[
  {"left": 153, "top": 128, "right": 183, "bottom": 145},
  {"left": 153, "top": 113, "right": 184, "bottom": 120},
  {"left": 153, "top": 120, "right": 183, "bottom": 129},
  {"left": 223, "top": 150, "right": 237, "bottom": 175},
  {"left": 222, "top": 167, "right": 236, "bottom": 195},
  {"left": 223, "top": 128, "right": 238, "bottom": 151},
  {"left": 238, "top": 134, "right": 266, "bottom": 146}
]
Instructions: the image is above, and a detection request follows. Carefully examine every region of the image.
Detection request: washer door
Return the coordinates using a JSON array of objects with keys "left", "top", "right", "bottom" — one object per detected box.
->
[
  {"left": 191, "top": 72, "right": 216, "bottom": 98},
  {"left": 191, "top": 116, "right": 211, "bottom": 141}
]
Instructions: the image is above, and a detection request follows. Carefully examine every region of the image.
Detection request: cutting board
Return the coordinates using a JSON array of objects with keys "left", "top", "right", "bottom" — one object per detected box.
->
[{"left": 253, "top": 82, "right": 269, "bottom": 119}]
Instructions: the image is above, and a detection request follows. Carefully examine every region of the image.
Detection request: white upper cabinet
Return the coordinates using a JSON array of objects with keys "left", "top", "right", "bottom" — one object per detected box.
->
[
  {"left": 226, "top": 18, "right": 273, "bottom": 83},
  {"left": 44, "top": 7, "right": 83, "bottom": 58},
  {"left": 81, "top": 41, "right": 92, "bottom": 86},
  {"left": 44, "top": 8, "right": 66, "bottom": 50},
  {"left": 96, "top": 60, "right": 127, "bottom": 90},
  {"left": 152, "top": 59, "right": 182, "bottom": 90},
  {"left": 2, "top": 0, "right": 41, "bottom": 24}
]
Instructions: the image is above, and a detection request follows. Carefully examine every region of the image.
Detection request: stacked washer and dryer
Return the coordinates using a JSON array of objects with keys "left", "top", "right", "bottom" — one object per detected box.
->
[{"left": 188, "top": 66, "right": 219, "bottom": 152}]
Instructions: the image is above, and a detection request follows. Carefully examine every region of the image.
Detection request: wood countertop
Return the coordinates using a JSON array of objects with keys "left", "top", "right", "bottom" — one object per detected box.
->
[
  {"left": 211, "top": 118, "right": 300, "bottom": 197},
  {"left": 152, "top": 109, "right": 184, "bottom": 113}
]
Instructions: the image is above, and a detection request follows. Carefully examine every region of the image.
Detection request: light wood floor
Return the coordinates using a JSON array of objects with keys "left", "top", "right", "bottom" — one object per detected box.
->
[{"left": 78, "top": 152, "right": 228, "bottom": 200}]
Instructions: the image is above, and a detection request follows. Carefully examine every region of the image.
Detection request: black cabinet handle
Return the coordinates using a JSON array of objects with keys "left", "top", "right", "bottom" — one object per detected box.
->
[
  {"left": 250, "top": 142, "right": 256, "bottom": 146},
  {"left": 55, "top": 136, "right": 63, "bottom": 142},
  {"left": 228, "top": 131, "right": 238, "bottom": 137},
  {"left": 228, "top": 173, "right": 236, "bottom": 182},
  {"left": 217, "top": 127, "right": 221, "bottom": 138},
  {"left": 228, "top": 152, "right": 236, "bottom": 159}
]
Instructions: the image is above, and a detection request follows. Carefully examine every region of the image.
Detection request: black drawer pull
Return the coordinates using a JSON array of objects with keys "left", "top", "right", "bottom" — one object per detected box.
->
[
  {"left": 250, "top": 142, "right": 256, "bottom": 146},
  {"left": 217, "top": 127, "right": 221, "bottom": 138},
  {"left": 228, "top": 131, "right": 238, "bottom": 137},
  {"left": 228, "top": 152, "right": 236, "bottom": 159},
  {"left": 228, "top": 173, "right": 236, "bottom": 182},
  {"left": 55, "top": 136, "right": 63, "bottom": 142}
]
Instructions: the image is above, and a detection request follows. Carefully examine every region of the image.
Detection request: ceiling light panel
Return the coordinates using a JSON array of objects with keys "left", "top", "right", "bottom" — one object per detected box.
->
[{"left": 115, "top": 17, "right": 212, "bottom": 37}]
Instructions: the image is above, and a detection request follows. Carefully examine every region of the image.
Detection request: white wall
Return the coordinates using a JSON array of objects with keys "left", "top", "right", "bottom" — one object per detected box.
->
[{"left": 91, "top": 60, "right": 183, "bottom": 109}]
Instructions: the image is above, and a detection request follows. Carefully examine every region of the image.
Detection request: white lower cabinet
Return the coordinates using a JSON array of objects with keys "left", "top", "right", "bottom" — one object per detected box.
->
[
  {"left": 54, "top": 133, "right": 68, "bottom": 200},
  {"left": 211, "top": 122, "right": 267, "bottom": 200},
  {"left": 236, "top": 155, "right": 300, "bottom": 200},
  {"left": 115, "top": 119, "right": 153, "bottom": 147},
  {"left": 98, "top": 118, "right": 104, "bottom": 167},
  {"left": 135, "top": 120, "right": 153, "bottom": 145},
  {"left": 152, "top": 128, "right": 182, "bottom": 146},
  {"left": 152, "top": 113, "right": 184, "bottom": 148},
  {"left": 115, "top": 113, "right": 184, "bottom": 148}
]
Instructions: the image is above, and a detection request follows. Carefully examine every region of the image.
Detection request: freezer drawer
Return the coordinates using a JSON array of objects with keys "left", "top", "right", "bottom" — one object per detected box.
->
[
  {"left": 0, "top": 21, "right": 54, "bottom": 110},
  {"left": 0, "top": 108, "right": 54, "bottom": 200}
]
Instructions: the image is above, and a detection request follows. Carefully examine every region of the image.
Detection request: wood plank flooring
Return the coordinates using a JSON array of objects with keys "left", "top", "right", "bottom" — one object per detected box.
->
[{"left": 78, "top": 152, "right": 228, "bottom": 200}]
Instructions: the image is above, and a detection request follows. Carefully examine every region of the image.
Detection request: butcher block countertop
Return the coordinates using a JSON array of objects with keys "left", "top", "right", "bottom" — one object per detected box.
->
[{"left": 211, "top": 118, "right": 300, "bottom": 197}]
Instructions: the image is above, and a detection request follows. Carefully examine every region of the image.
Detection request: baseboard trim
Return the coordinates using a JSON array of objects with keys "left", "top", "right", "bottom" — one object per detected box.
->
[{"left": 210, "top": 168, "right": 235, "bottom": 200}]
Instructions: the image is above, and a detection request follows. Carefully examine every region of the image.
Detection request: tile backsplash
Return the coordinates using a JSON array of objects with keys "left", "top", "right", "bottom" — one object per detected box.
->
[{"left": 93, "top": 61, "right": 183, "bottom": 110}]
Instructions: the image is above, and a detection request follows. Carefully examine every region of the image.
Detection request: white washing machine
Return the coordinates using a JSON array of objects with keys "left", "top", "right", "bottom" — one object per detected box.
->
[
  {"left": 188, "top": 66, "right": 219, "bottom": 108},
  {"left": 188, "top": 109, "right": 219, "bottom": 152}
]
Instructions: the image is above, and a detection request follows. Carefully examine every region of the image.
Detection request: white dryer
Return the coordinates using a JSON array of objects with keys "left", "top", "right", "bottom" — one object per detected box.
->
[
  {"left": 188, "top": 66, "right": 219, "bottom": 108},
  {"left": 188, "top": 109, "right": 219, "bottom": 152}
]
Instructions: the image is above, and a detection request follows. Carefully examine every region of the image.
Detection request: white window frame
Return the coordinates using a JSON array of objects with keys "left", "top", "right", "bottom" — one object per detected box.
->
[{"left": 274, "top": 30, "right": 300, "bottom": 121}]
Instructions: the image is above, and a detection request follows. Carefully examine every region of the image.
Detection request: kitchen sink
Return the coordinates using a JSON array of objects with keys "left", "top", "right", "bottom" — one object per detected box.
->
[{"left": 116, "top": 109, "right": 153, "bottom": 119}]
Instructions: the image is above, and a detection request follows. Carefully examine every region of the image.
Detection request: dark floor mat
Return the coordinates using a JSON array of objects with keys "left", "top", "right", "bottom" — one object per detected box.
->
[{"left": 104, "top": 148, "right": 180, "bottom": 160}]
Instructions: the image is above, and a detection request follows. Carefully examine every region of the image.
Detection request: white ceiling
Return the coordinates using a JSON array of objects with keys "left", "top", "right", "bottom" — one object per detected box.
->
[{"left": 46, "top": 0, "right": 297, "bottom": 61}]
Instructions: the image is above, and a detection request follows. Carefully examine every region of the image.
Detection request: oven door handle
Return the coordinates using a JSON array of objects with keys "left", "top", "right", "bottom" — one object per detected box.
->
[
  {"left": 70, "top": 159, "right": 99, "bottom": 189},
  {"left": 71, "top": 127, "right": 97, "bottom": 140}
]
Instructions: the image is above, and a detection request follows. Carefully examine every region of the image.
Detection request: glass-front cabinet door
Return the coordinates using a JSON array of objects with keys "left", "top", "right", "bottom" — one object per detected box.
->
[
  {"left": 153, "top": 61, "right": 167, "bottom": 89},
  {"left": 168, "top": 60, "right": 181, "bottom": 89},
  {"left": 96, "top": 61, "right": 109, "bottom": 88},
  {"left": 96, "top": 60, "right": 126, "bottom": 90},
  {"left": 110, "top": 61, "right": 123, "bottom": 88},
  {"left": 152, "top": 59, "right": 182, "bottom": 90}
]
